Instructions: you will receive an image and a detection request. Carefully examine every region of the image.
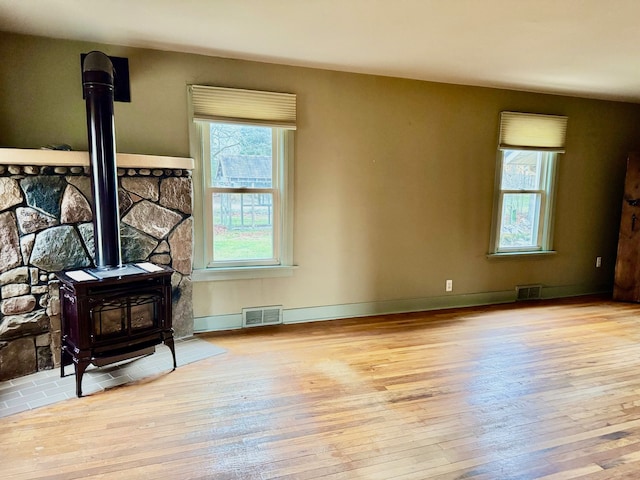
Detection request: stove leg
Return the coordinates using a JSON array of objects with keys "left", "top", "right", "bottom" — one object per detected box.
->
[
  {"left": 165, "top": 337, "right": 177, "bottom": 370},
  {"left": 75, "top": 359, "right": 90, "bottom": 397},
  {"left": 60, "top": 348, "right": 72, "bottom": 378}
]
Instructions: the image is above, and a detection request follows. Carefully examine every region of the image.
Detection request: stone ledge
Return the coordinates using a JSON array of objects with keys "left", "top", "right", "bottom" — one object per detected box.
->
[
  {"left": 0, "top": 149, "right": 194, "bottom": 170},
  {"left": 0, "top": 165, "right": 190, "bottom": 177}
]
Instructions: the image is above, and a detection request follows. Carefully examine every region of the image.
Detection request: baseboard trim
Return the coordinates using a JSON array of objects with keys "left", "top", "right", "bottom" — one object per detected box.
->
[
  {"left": 193, "top": 284, "right": 612, "bottom": 333},
  {"left": 541, "top": 284, "right": 611, "bottom": 299},
  {"left": 283, "top": 290, "right": 515, "bottom": 325},
  {"left": 194, "top": 313, "right": 242, "bottom": 333}
]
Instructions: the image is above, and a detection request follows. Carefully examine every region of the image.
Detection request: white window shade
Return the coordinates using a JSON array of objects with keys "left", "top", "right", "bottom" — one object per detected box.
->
[
  {"left": 499, "top": 112, "right": 568, "bottom": 152},
  {"left": 189, "top": 85, "right": 296, "bottom": 129}
]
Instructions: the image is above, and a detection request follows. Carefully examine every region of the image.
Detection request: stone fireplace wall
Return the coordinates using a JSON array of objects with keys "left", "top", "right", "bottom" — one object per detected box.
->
[{"left": 0, "top": 162, "right": 193, "bottom": 381}]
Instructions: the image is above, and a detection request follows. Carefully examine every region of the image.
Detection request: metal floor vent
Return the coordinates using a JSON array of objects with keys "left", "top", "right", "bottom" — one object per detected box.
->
[
  {"left": 242, "top": 306, "right": 283, "bottom": 327},
  {"left": 516, "top": 284, "right": 542, "bottom": 301}
]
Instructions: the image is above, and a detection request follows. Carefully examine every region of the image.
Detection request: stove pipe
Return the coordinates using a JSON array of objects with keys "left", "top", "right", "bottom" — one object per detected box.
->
[{"left": 83, "top": 51, "right": 122, "bottom": 269}]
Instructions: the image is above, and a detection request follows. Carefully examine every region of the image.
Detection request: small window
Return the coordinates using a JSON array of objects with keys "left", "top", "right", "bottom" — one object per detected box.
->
[
  {"left": 490, "top": 112, "right": 567, "bottom": 255},
  {"left": 204, "top": 123, "right": 283, "bottom": 266},
  {"left": 188, "top": 86, "right": 295, "bottom": 271}
]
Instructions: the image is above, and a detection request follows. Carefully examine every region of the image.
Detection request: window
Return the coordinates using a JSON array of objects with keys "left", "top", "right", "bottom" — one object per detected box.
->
[
  {"left": 490, "top": 112, "right": 568, "bottom": 255},
  {"left": 188, "top": 85, "right": 296, "bottom": 274}
]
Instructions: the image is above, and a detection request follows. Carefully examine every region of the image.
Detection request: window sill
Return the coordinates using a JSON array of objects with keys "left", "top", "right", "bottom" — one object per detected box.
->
[
  {"left": 192, "top": 265, "right": 298, "bottom": 282},
  {"left": 486, "top": 250, "right": 557, "bottom": 259}
]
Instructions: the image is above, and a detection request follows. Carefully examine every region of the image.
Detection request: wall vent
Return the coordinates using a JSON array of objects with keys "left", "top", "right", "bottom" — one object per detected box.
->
[
  {"left": 516, "top": 284, "right": 542, "bottom": 301},
  {"left": 242, "top": 306, "right": 283, "bottom": 327}
]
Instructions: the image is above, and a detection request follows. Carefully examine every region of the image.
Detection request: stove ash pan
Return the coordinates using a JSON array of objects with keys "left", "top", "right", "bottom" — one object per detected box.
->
[{"left": 57, "top": 265, "right": 176, "bottom": 397}]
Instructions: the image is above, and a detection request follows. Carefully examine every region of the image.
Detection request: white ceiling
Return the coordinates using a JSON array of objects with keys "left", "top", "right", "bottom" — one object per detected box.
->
[{"left": 2, "top": 0, "right": 640, "bottom": 102}]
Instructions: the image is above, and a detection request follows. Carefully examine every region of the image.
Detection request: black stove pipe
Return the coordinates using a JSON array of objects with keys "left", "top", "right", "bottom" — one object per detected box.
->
[{"left": 82, "top": 51, "right": 122, "bottom": 269}]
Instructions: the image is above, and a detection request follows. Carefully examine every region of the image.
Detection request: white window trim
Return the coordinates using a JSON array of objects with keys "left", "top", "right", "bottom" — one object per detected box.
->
[
  {"left": 489, "top": 112, "right": 566, "bottom": 257},
  {"left": 489, "top": 150, "right": 559, "bottom": 255},
  {"left": 188, "top": 86, "right": 296, "bottom": 279},
  {"left": 486, "top": 250, "right": 557, "bottom": 259},
  {"left": 202, "top": 127, "right": 283, "bottom": 268},
  {"left": 192, "top": 264, "right": 298, "bottom": 282}
]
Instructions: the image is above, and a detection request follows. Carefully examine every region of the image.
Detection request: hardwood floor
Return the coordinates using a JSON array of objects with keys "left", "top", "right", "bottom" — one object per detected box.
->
[{"left": 4, "top": 296, "right": 640, "bottom": 479}]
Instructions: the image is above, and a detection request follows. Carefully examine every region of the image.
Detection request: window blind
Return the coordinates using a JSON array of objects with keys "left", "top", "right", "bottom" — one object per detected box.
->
[
  {"left": 189, "top": 85, "right": 296, "bottom": 129},
  {"left": 499, "top": 112, "right": 568, "bottom": 152}
]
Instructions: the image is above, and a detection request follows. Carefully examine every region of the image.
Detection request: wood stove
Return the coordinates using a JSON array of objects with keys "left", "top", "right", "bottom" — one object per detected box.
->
[
  {"left": 58, "top": 264, "right": 176, "bottom": 397},
  {"left": 56, "top": 51, "right": 177, "bottom": 397}
]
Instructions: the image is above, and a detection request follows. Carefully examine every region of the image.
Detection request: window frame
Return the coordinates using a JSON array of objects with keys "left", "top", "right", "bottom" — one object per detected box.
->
[
  {"left": 490, "top": 149, "right": 558, "bottom": 254},
  {"left": 188, "top": 85, "right": 296, "bottom": 279},
  {"left": 488, "top": 112, "right": 567, "bottom": 257},
  {"left": 202, "top": 124, "right": 283, "bottom": 268}
]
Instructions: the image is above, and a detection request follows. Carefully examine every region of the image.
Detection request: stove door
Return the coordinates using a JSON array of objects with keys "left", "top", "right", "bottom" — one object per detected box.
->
[{"left": 90, "top": 289, "right": 163, "bottom": 344}]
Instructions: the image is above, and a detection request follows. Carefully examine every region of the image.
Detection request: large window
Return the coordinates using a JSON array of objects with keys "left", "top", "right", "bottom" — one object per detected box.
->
[
  {"left": 189, "top": 86, "right": 295, "bottom": 273},
  {"left": 490, "top": 112, "right": 568, "bottom": 254}
]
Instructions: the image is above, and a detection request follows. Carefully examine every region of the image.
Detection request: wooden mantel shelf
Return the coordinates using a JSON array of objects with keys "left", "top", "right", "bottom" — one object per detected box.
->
[{"left": 0, "top": 148, "right": 194, "bottom": 170}]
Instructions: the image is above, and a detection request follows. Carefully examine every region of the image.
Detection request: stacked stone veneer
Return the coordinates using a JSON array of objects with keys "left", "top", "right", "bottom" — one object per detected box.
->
[{"left": 0, "top": 164, "right": 193, "bottom": 381}]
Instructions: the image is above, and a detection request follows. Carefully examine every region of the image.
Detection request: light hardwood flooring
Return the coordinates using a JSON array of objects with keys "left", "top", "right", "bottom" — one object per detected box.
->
[
  {"left": 0, "top": 337, "right": 225, "bottom": 418},
  {"left": 4, "top": 296, "right": 640, "bottom": 479}
]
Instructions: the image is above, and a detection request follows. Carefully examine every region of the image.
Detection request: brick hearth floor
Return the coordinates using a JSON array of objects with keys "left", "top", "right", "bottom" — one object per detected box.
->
[{"left": 0, "top": 336, "right": 225, "bottom": 418}]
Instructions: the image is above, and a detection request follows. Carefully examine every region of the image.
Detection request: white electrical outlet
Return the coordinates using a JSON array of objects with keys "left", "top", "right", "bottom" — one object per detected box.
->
[
  {"left": 446, "top": 279, "right": 453, "bottom": 292},
  {"left": 596, "top": 256, "right": 602, "bottom": 268}
]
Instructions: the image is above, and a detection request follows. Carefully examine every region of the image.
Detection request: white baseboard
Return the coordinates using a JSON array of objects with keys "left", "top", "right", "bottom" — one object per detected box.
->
[
  {"left": 282, "top": 290, "right": 514, "bottom": 325},
  {"left": 194, "top": 313, "right": 243, "bottom": 332},
  {"left": 193, "top": 284, "right": 611, "bottom": 333}
]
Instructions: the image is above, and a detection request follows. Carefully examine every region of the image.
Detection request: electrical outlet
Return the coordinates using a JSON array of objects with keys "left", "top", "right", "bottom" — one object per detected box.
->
[
  {"left": 596, "top": 256, "right": 602, "bottom": 268},
  {"left": 446, "top": 279, "right": 453, "bottom": 292}
]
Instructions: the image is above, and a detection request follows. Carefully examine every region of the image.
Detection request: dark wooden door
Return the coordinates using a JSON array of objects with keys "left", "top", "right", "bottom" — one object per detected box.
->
[{"left": 614, "top": 152, "right": 640, "bottom": 301}]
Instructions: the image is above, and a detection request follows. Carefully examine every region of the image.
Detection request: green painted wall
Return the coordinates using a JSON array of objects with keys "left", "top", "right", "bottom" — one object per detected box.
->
[{"left": 2, "top": 31, "right": 640, "bottom": 320}]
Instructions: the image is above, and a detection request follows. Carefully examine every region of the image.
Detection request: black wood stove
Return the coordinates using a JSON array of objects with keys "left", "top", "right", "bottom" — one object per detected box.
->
[
  {"left": 58, "top": 265, "right": 175, "bottom": 397},
  {"left": 57, "top": 51, "right": 176, "bottom": 397}
]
